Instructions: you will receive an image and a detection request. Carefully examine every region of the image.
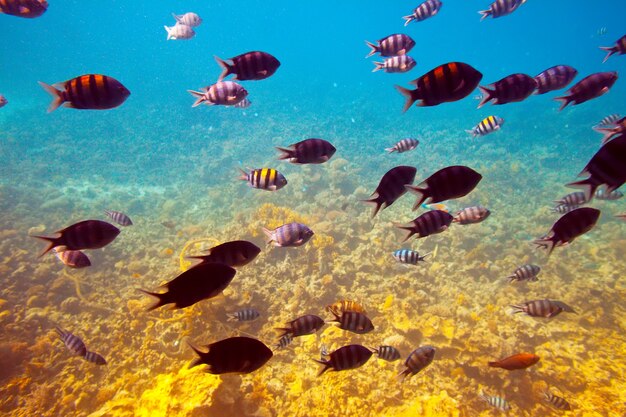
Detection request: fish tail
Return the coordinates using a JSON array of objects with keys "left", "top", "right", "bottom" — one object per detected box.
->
[
  {"left": 395, "top": 85, "right": 418, "bottom": 113},
  {"left": 313, "top": 359, "right": 331, "bottom": 376},
  {"left": 384, "top": 147, "right": 396, "bottom": 153},
  {"left": 566, "top": 179, "right": 597, "bottom": 204},
  {"left": 137, "top": 288, "right": 168, "bottom": 311},
  {"left": 465, "top": 129, "right": 477, "bottom": 137},
  {"left": 275, "top": 146, "right": 294, "bottom": 160},
  {"left": 533, "top": 237, "right": 556, "bottom": 256},
  {"left": 186, "top": 340, "right": 205, "bottom": 368},
  {"left": 419, "top": 252, "right": 431, "bottom": 262},
  {"left": 171, "top": 12, "right": 181, "bottom": 23},
  {"left": 238, "top": 168, "right": 249, "bottom": 181},
  {"left": 553, "top": 95, "right": 572, "bottom": 111},
  {"left": 262, "top": 227, "right": 274, "bottom": 245},
  {"left": 477, "top": 86, "right": 493, "bottom": 109},
  {"left": 402, "top": 15, "right": 414, "bottom": 27},
  {"left": 364, "top": 41, "right": 378, "bottom": 58},
  {"left": 164, "top": 25, "right": 173, "bottom": 40},
  {"left": 32, "top": 235, "right": 59, "bottom": 257},
  {"left": 593, "top": 126, "right": 616, "bottom": 144},
  {"left": 404, "top": 185, "right": 427, "bottom": 210},
  {"left": 38, "top": 81, "right": 65, "bottom": 113},
  {"left": 372, "top": 61, "right": 384, "bottom": 72},
  {"left": 360, "top": 196, "right": 382, "bottom": 218},
  {"left": 187, "top": 90, "right": 207, "bottom": 107},
  {"left": 487, "top": 361, "right": 499, "bottom": 368},
  {"left": 54, "top": 326, "right": 65, "bottom": 338},
  {"left": 393, "top": 223, "right": 415, "bottom": 243},
  {"left": 214, "top": 55, "right": 232, "bottom": 82},
  {"left": 599, "top": 46, "right": 616, "bottom": 63},
  {"left": 478, "top": 9, "right": 491, "bottom": 21}
]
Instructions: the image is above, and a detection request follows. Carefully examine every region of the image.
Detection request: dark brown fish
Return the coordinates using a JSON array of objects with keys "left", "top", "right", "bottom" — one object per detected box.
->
[
  {"left": 600, "top": 35, "right": 626, "bottom": 63},
  {"left": 398, "top": 346, "right": 435, "bottom": 381},
  {"left": 188, "top": 81, "right": 248, "bottom": 107},
  {"left": 479, "top": 0, "right": 526, "bottom": 21},
  {"left": 511, "top": 299, "right": 573, "bottom": 318},
  {"left": 277, "top": 314, "right": 325, "bottom": 337},
  {"left": 33, "top": 220, "right": 120, "bottom": 257},
  {"left": 276, "top": 138, "right": 336, "bottom": 164},
  {"left": 215, "top": 51, "right": 280, "bottom": 82},
  {"left": 534, "top": 65, "right": 578, "bottom": 94},
  {"left": 395, "top": 210, "right": 453, "bottom": 241},
  {"left": 188, "top": 240, "right": 261, "bottom": 268},
  {"left": 555, "top": 72, "right": 618, "bottom": 111},
  {"left": 104, "top": 210, "right": 133, "bottom": 226},
  {"left": 488, "top": 352, "right": 539, "bottom": 370},
  {"left": 406, "top": 165, "right": 482, "bottom": 210},
  {"left": 477, "top": 73, "right": 537, "bottom": 108},
  {"left": 365, "top": 34, "right": 415, "bottom": 57},
  {"left": 139, "top": 262, "right": 236, "bottom": 310},
  {"left": 84, "top": 351, "right": 107, "bottom": 365},
  {"left": 362, "top": 166, "right": 416, "bottom": 217},
  {"left": 188, "top": 336, "right": 272, "bottom": 374},
  {"left": 39, "top": 74, "right": 130, "bottom": 112},
  {"left": 53, "top": 248, "right": 91, "bottom": 268},
  {"left": 534, "top": 207, "right": 600, "bottom": 255},
  {"left": 314, "top": 344, "right": 373, "bottom": 376},
  {"left": 396, "top": 62, "right": 483, "bottom": 111},
  {"left": 332, "top": 311, "right": 374, "bottom": 334},
  {"left": 55, "top": 327, "right": 87, "bottom": 357},
  {"left": 0, "top": 0, "right": 47, "bottom": 18}
]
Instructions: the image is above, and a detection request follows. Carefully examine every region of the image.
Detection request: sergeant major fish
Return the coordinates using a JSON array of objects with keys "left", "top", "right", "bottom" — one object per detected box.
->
[
  {"left": 398, "top": 346, "right": 435, "bottom": 381},
  {"left": 188, "top": 336, "right": 272, "bottom": 375},
  {"left": 33, "top": 219, "right": 120, "bottom": 256},
  {"left": 365, "top": 34, "right": 415, "bottom": 57},
  {"left": 479, "top": 0, "right": 526, "bottom": 21},
  {"left": 164, "top": 23, "right": 195, "bottom": 40},
  {"left": 104, "top": 210, "right": 133, "bottom": 226},
  {"left": 372, "top": 55, "right": 416, "bottom": 73},
  {"left": 38, "top": 74, "right": 130, "bottom": 112},
  {"left": 215, "top": 51, "right": 281, "bottom": 82},
  {"left": 466, "top": 116, "right": 504, "bottom": 137},
  {"left": 403, "top": 0, "right": 442, "bottom": 26},
  {"left": 276, "top": 138, "right": 336, "bottom": 164},
  {"left": 314, "top": 344, "right": 373, "bottom": 376},
  {"left": 262, "top": 223, "right": 314, "bottom": 247},
  {"left": 188, "top": 81, "right": 248, "bottom": 107},
  {"left": 172, "top": 12, "right": 202, "bottom": 27},
  {"left": 392, "top": 249, "right": 430, "bottom": 265},
  {"left": 385, "top": 138, "right": 419, "bottom": 154},
  {"left": 227, "top": 308, "right": 260, "bottom": 322},
  {"left": 239, "top": 168, "right": 287, "bottom": 191},
  {"left": 453, "top": 206, "right": 490, "bottom": 224}
]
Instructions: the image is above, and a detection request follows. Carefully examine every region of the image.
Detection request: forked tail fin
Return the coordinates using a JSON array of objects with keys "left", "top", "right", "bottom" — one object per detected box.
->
[
  {"left": 360, "top": 196, "right": 383, "bottom": 218},
  {"left": 214, "top": 55, "right": 232, "bottom": 82},
  {"left": 38, "top": 81, "right": 64, "bottom": 113},
  {"left": 364, "top": 41, "right": 379, "bottom": 58},
  {"left": 478, "top": 9, "right": 491, "bottom": 21},
  {"left": 405, "top": 185, "right": 427, "bottom": 210},
  {"left": 395, "top": 85, "right": 417, "bottom": 113},
  {"left": 402, "top": 15, "right": 414, "bottom": 27},
  {"left": 275, "top": 146, "right": 294, "bottom": 160},
  {"left": 32, "top": 234, "right": 59, "bottom": 257},
  {"left": 477, "top": 86, "right": 493, "bottom": 109},
  {"left": 554, "top": 95, "right": 573, "bottom": 111},
  {"left": 187, "top": 90, "right": 207, "bottom": 107},
  {"left": 137, "top": 289, "right": 168, "bottom": 311},
  {"left": 599, "top": 46, "right": 616, "bottom": 64}
]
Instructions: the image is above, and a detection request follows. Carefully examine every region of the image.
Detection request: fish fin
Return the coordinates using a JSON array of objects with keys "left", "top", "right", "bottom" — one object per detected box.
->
[
  {"left": 405, "top": 185, "right": 427, "bottom": 210},
  {"left": 32, "top": 235, "right": 59, "bottom": 257},
  {"left": 238, "top": 168, "right": 249, "bottom": 181},
  {"left": 213, "top": 55, "right": 233, "bottom": 82},
  {"left": 360, "top": 195, "right": 382, "bottom": 218},
  {"left": 137, "top": 288, "right": 168, "bottom": 311},
  {"left": 187, "top": 340, "right": 207, "bottom": 368},
  {"left": 38, "top": 81, "right": 65, "bottom": 113},
  {"left": 487, "top": 361, "right": 499, "bottom": 368},
  {"left": 164, "top": 25, "right": 173, "bottom": 40},
  {"left": 262, "top": 227, "right": 275, "bottom": 245},
  {"left": 171, "top": 13, "right": 181, "bottom": 23},
  {"left": 364, "top": 41, "right": 378, "bottom": 58},
  {"left": 276, "top": 146, "right": 294, "bottom": 160},
  {"left": 599, "top": 46, "right": 616, "bottom": 63},
  {"left": 187, "top": 90, "right": 206, "bottom": 107},
  {"left": 465, "top": 129, "right": 477, "bottom": 137},
  {"left": 565, "top": 179, "right": 596, "bottom": 204},
  {"left": 393, "top": 223, "right": 415, "bottom": 243},
  {"left": 593, "top": 127, "right": 616, "bottom": 145},
  {"left": 384, "top": 147, "right": 396, "bottom": 153},
  {"left": 313, "top": 358, "right": 332, "bottom": 376},
  {"left": 402, "top": 15, "right": 414, "bottom": 26},
  {"left": 478, "top": 9, "right": 491, "bottom": 21},
  {"left": 372, "top": 61, "right": 384, "bottom": 72},
  {"left": 553, "top": 95, "right": 572, "bottom": 111},
  {"left": 419, "top": 252, "right": 431, "bottom": 262},
  {"left": 533, "top": 237, "right": 556, "bottom": 256},
  {"left": 226, "top": 313, "right": 237, "bottom": 322},
  {"left": 477, "top": 86, "right": 493, "bottom": 109},
  {"left": 395, "top": 85, "right": 418, "bottom": 113}
]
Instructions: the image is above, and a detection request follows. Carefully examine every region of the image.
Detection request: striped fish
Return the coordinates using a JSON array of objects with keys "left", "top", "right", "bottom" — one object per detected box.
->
[
  {"left": 479, "top": 0, "right": 526, "bottom": 21},
  {"left": 33, "top": 220, "right": 120, "bottom": 257},
  {"left": 453, "top": 206, "right": 491, "bottom": 224},
  {"left": 594, "top": 116, "right": 626, "bottom": 144},
  {"left": 314, "top": 344, "right": 373, "bottom": 376},
  {"left": 189, "top": 240, "right": 261, "bottom": 268},
  {"left": 38, "top": 74, "right": 130, "bottom": 112},
  {"left": 595, "top": 188, "right": 623, "bottom": 200},
  {"left": 534, "top": 207, "right": 600, "bottom": 255},
  {"left": 554, "top": 191, "right": 587, "bottom": 207},
  {"left": 392, "top": 249, "right": 429, "bottom": 265},
  {"left": 362, "top": 166, "right": 417, "bottom": 217},
  {"left": 479, "top": 393, "right": 511, "bottom": 411},
  {"left": 403, "top": 0, "right": 442, "bottom": 26},
  {"left": 188, "top": 81, "right": 248, "bottom": 107},
  {"left": 84, "top": 351, "right": 107, "bottom": 365},
  {"left": 372, "top": 345, "right": 401, "bottom": 362},
  {"left": 511, "top": 299, "right": 576, "bottom": 318},
  {"left": 325, "top": 300, "right": 367, "bottom": 316},
  {"left": 275, "top": 333, "right": 293, "bottom": 350},
  {"left": 164, "top": 23, "right": 195, "bottom": 40},
  {"left": 227, "top": 308, "right": 260, "bottom": 322},
  {"left": 276, "top": 138, "right": 336, "bottom": 164},
  {"left": 594, "top": 114, "right": 621, "bottom": 129},
  {"left": 534, "top": 65, "right": 578, "bottom": 95},
  {"left": 406, "top": 165, "right": 482, "bottom": 210},
  {"left": 0, "top": 0, "right": 47, "bottom": 18},
  {"left": 239, "top": 168, "right": 287, "bottom": 191},
  {"left": 104, "top": 210, "right": 133, "bottom": 226},
  {"left": 365, "top": 34, "right": 415, "bottom": 57},
  {"left": 395, "top": 210, "right": 454, "bottom": 242},
  {"left": 53, "top": 248, "right": 91, "bottom": 269},
  {"left": 262, "top": 222, "right": 313, "bottom": 247},
  {"left": 332, "top": 311, "right": 374, "bottom": 334},
  {"left": 372, "top": 55, "right": 416, "bottom": 73},
  {"left": 600, "top": 35, "right": 626, "bottom": 63},
  {"left": 172, "top": 12, "right": 202, "bottom": 27},
  {"left": 215, "top": 51, "right": 280, "bottom": 82},
  {"left": 466, "top": 116, "right": 504, "bottom": 137},
  {"left": 543, "top": 390, "right": 572, "bottom": 410},
  {"left": 55, "top": 327, "right": 87, "bottom": 357},
  {"left": 234, "top": 97, "right": 251, "bottom": 109},
  {"left": 478, "top": 74, "right": 537, "bottom": 108},
  {"left": 385, "top": 138, "right": 419, "bottom": 154},
  {"left": 398, "top": 346, "right": 435, "bottom": 381},
  {"left": 507, "top": 264, "right": 540, "bottom": 283},
  {"left": 277, "top": 314, "right": 325, "bottom": 338},
  {"left": 551, "top": 203, "right": 578, "bottom": 214},
  {"left": 555, "top": 72, "right": 618, "bottom": 111}
]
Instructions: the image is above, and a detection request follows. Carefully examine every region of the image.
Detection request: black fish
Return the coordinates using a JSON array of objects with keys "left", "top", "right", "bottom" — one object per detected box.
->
[
  {"left": 0, "top": 0, "right": 47, "bottom": 18},
  {"left": 567, "top": 134, "right": 626, "bottom": 202},
  {"left": 39, "top": 74, "right": 130, "bottom": 112},
  {"left": 33, "top": 220, "right": 120, "bottom": 257},
  {"left": 362, "top": 166, "right": 417, "bottom": 217},
  {"left": 600, "top": 35, "right": 626, "bottom": 63},
  {"left": 396, "top": 62, "right": 483, "bottom": 111},
  {"left": 365, "top": 34, "right": 415, "bottom": 57},
  {"left": 140, "top": 262, "right": 236, "bottom": 310},
  {"left": 188, "top": 336, "right": 273, "bottom": 374},
  {"left": 188, "top": 240, "right": 261, "bottom": 268},
  {"left": 555, "top": 72, "right": 618, "bottom": 111},
  {"left": 277, "top": 314, "right": 325, "bottom": 337},
  {"left": 399, "top": 346, "right": 436, "bottom": 381},
  {"left": 104, "top": 210, "right": 133, "bottom": 226},
  {"left": 372, "top": 345, "right": 401, "bottom": 361},
  {"left": 314, "top": 344, "right": 373, "bottom": 376},
  {"left": 84, "top": 351, "right": 107, "bottom": 365},
  {"left": 215, "top": 51, "right": 281, "bottom": 82},
  {"left": 55, "top": 327, "right": 87, "bottom": 357},
  {"left": 395, "top": 210, "right": 453, "bottom": 241},
  {"left": 332, "top": 311, "right": 374, "bottom": 334},
  {"left": 534, "top": 65, "right": 578, "bottom": 95},
  {"left": 276, "top": 138, "right": 336, "bottom": 164},
  {"left": 406, "top": 165, "right": 482, "bottom": 210},
  {"left": 477, "top": 73, "right": 537, "bottom": 108},
  {"left": 534, "top": 207, "right": 600, "bottom": 255}
]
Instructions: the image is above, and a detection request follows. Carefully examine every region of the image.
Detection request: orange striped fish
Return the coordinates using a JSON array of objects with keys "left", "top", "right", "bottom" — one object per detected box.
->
[
  {"left": 38, "top": 74, "right": 130, "bottom": 112},
  {"left": 0, "top": 0, "right": 47, "bottom": 18},
  {"left": 325, "top": 300, "right": 367, "bottom": 316}
]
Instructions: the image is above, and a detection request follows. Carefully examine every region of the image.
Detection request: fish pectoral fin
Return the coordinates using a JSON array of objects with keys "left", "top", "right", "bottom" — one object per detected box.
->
[
  {"left": 452, "top": 79, "right": 467, "bottom": 93},
  {"left": 63, "top": 102, "right": 77, "bottom": 109},
  {"left": 258, "top": 70, "right": 268, "bottom": 76}
]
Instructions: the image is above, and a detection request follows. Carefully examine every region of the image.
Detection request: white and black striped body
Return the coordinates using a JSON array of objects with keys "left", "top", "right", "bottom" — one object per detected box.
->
[
  {"left": 275, "top": 333, "right": 293, "bottom": 350},
  {"left": 365, "top": 34, "right": 416, "bottom": 57},
  {"left": 104, "top": 209, "right": 133, "bottom": 226},
  {"left": 315, "top": 344, "right": 373, "bottom": 376},
  {"left": 372, "top": 55, "right": 416, "bottom": 73},
  {"left": 263, "top": 222, "right": 314, "bottom": 247},
  {"left": 466, "top": 116, "right": 504, "bottom": 137},
  {"left": 84, "top": 351, "right": 107, "bottom": 365},
  {"left": 479, "top": 0, "right": 526, "bottom": 21},
  {"left": 56, "top": 327, "right": 87, "bottom": 357},
  {"left": 511, "top": 299, "right": 564, "bottom": 318},
  {"left": 240, "top": 168, "right": 287, "bottom": 191},
  {"left": 333, "top": 311, "right": 374, "bottom": 334},
  {"left": 554, "top": 191, "right": 587, "bottom": 206},
  {"left": 392, "top": 249, "right": 428, "bottom": 265},
  {"left": 188, "top": 81, "right": 247, "bottom": 107},
  {"left": 398, "top": 346, "right": 435, "bottom": 380},
  {"left": 453, "top": 206, "right": 490, "bottom": 224},
  {"left": 164, "top": 23, "right": 195, "bottom": 40},
  {"left": 595, "top": 188, "right": 623, "bottom": 200},
  {"left": 543, "top": 391, "right": 571, "bottom": 410},
  {"left": 278, "top": 314, "right": 325, "bottom": 337},
  {"left": 403, "top": 0, "right": 442, "bottom": 26},
  {"left": 594, "top": 116, "right": 626, "bottom": 144},
  {"left": 507, "top": 264, "right": 540, "bottom": 283},
  {"left": 172, "top": 12, "right": 202, "bottom": 27},
  {"left": 551, "top": 203, "right": 578, "bottom": 214},
  {"left": 227, "top": 308, "right": 260, "bottom": 322},
  {"left": 385, "top": 138, "right": 419, "bottom": 153},
  {"left": 594, "top": 114, "right": 621, "bottom": 129},
  {"left": 53, "top": 247, "right": 91, "bottom": 268},
  {"left": 479, "top": 393, "right": 511, "bottom": 411},
  {"left": 396, "top": 210, "right": 453, "bottom": 241},
  {"left": 373, "top": 345, "right": 401, "bottom": 361}
]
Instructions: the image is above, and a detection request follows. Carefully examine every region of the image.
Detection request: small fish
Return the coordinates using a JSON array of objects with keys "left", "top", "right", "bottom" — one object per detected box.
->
[
  {"left": 477, "top": 73, "right": 537, "bottom": 108},
  {"left": 276, "top": 138, "right": 336, "bottom": 164},
  {"left": 617, "top": 214, "right": 626, "bottom": 221},
  {"left": 551, "top": 203, "right": 578, "bottom": 214},
  {"left": 325, "top": 300, "right": 367, "bottom": 316},
  {"left": 594, "top": 116, "right": 626, "bottom": 144},
  {"left": 385, "top": 138, "right": 419, "bottom": 154},
  {"left": 53, "top": 248, "right": 91, "bottom": 269},
  {"left": 398, "top": 346, "right": 435, "bottom": 381},
  {"left": 188, "top": 336, "right": 273, "bottom": 374},
  {"left": 594, "top": 114, "right": 621, "bottom": 128},
  {"left": 479, "top": 0, "right": 526, "bottom": 21},
  {"left": 554, "top": 191, "right": 587, "bottom": 207},
  {"left": 395, "top": 210, "right": 454, "bottom": 241},
  {"left": 534, "top": 207, "right": 600, "bottom": 255},
  {"left": 39, "top": 74, "right": 130, "bottom": 112},
  {"left": 453, "top": 206, "right": 490, "bottom": 224},
  {"left": 188, "top": 240, "right": 261, "bottom": 268},
  {"left": 372, "top": 55, "right": 416, "bottom": 73},
  {"left": 599, "top": 35, "right": 626, "bottom": 63},
  {"left": 332, "top": 311, "right": 374, "bottom": 334},
  {"left": 164, "top": 23, "right": 195, "bottom": 40},
  {"left": 595, "top": 188, "right": 623, "bottom": 200},
  {"left": 215, "top": 51, "right": 281, "bottom": 82},
  {"left": 104, "top": 210, "right": 133, "bottom": 226},
  {"left": 239, "top": 168, "right": 287, "bottom": 191},
  {"left": 403, "top": 0, "right": 443, "bottom": 26},
  {"left": 555, "top": 72, "right": 618, "bottom": 111},
  {"left": 0, "top": 94, "right": 7, "bottom": 108},
  {"left": 488, "top": 352, "right": 540, "bottom": 370},
  {"left": 479, "top": 393, "right": 511, "bottom": 411},
  {"left": 33, "top": 220, "right": 120, "bottom": 257},
  {"left": 227, "top": 308, "right": 260, "bottom": 322},
  {"left": 320, "top": 344, "right": 329, "bottom": 359},
  {"left": 314, "top": 344, "right": 373, "bottom": 376},
  {"left": 507, "top": 264, "right": 540, "bottom": 283},
  {"left": 188, "top": 81, "right": 248, "bottom": 107},
  {"left": 392, "top": 249, "right": 429, "bottom": 265},
  {"left": 406, "top": 165, "right": 482, "bottom": 210},
  {"left": 234, "top": 97, "right": 251, "bottom": 109},
  {"left": 55, "top": 327, "right": 87, "bottom": 357},
  {"left": 84, "top": 351, "right": 107, "bottom": 365},
  {"left": 466, "top": 116, "right": 504, "bottom": 137},
  {"left": 365, "top": 34, "right": 415, "bottom": 57},
  {"left": 277, "top": 314, "right": 325, "bottom": 338},
  {"left": 597, "top": 27, "right": 607, "bottom": 36},
  {"left": 362, "top": 166, "right": 417, "bottom": 217},
  {"left": 422, "top": 203, "right": 449, "bottom": 212},
  {"left": 172, "top": 12, "right": 202, "bottom": 27},
  {"left": 0, "top": 0, "right": 47, "bottom": 18},
  {"left": 372, "top": 345, "right": 401, "bottom": 362},
  {"left": 511, "top": 299, "right": 575, "bottom": 318},
  {"left": 543, "top": 390, "right": 572, "bottom": 410},
  {"left": 534, "top": 65, "right": 578, "bottom": 95},
  {"left": 275, "top": 333, "right": 293, "bottom": 350},
  {"left": 262, "top": 223, "right": 314, "bottom": 247}
]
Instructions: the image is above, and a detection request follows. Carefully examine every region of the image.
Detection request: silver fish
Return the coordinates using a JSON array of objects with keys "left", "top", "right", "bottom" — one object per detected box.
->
[
  {"left": 385, "top": 138, "right": 419, "bottom": 153},
  {"left": 104, "top": 209, "right": 133, "bottom": 226},
  {"left": 164, "top": 23, "right": 195, "bottom": 40},
  {"left": 227, "top": 308, "right": 260, "bottom": 322},
  {"left": 479, "top": 393, "right": 511, "bottom": 411},
  {"left": 172, "top": 12, "right": 202, "bottom": 27}
]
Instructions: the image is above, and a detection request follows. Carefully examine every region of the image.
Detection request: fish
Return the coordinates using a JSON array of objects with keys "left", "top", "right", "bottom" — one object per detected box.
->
[
  {"left": 331, "top": 311, "right": 374, "bottom": 334},
  {"left": 551, "top": 203, "right": 578, "bottom": 214},
  {"left": 239, "top": 168, "right": 287, "bottom": 191},
  {"left": 555, "top": 72, "right": 618, "bottom": 111},
  {"left": 385, "top": 138, "right": 419, "bottom": 154},
  {"left": 479, "top": 393, "right": 511, "bottom": 411},
  {"left": 478, "top": 0, "right": 526, "bottom": 21},
  {"left": 0, "top": 0, "right": 47, "bottom": 18},
  {"left": 55, "top": 327, "right": 87, "bottom": 357},
  {"left": 403, "top": 0, "right": 443, "bottom": 26},
  {"left": 511, "top": 299, "right": 575, "bottom": 318},
  {"left": 534, "top": 207, "right": 600, "bottom": 255},
  {"left": 314, "top": 344, "right": 373, "bottom": 376},
  {"left": 188, "top": 336, "right": 272, "bottom": 375},
  {"left": 164, "top": 23, "right": 195, "bottom": 40},
  {"left": 392, "top": 249, "right": 430, "bottom": 265},
  {"left": 595, "top": 188, "right": 623, "bottom": 200},
  {"left": 139, "top": 262, "right": 236, "bottom": 310},
  {"left": 234, "top": 97, "right": 251, "bottom": 108},
  {"left": 276, "top": 138, "right": 336, "bottom": 164},
  {"left": 406, "top": 165, "right": 483, "bottom": 210},
  {"left": 275, "top": 333, "right": 293, "bottom": 350},
  {"left": 372, "top": 345, "right": 401, "bottom": 362},
  {"left": 188, "top": 240, "right": 261, "bottom": 268},
  {"left": 567, "top": 134, "right": 626, "bottom": 202},
  {"left": 599, "top": 35, "right": 626, "bottom": 63},
  {"left": 84, "top": 351, "right": 107, "bottom": 365},
  {"left": 320, "top": 344, "right": 329, "bottom": 359},
  {"left": 262, "top": 222, "right": 314, "bottom": 247},
  {"left": 361, "top": 166, "right": 417, "bottom": 217},
  {"left": 422, "top": 203, "right": 449, "bottom": 212},
  {"left": 104, "top": 210, "right": 133, "bottom": 227},
  {"left": 507, "top": 264, "right": 540, "bottom": 283},
  {"left": 594, "top": 114, "right": 621, "bottom": 128},
  {"left": 488, "top": 352, "right": 540, "bottom": 370},
  {"left": 466, "top": 116, "right": 504, "bottom": 137},
  {"left": 618, "top": 214, "right": 626, "bottom": 221},
  {"left": 372, "top": 55, "right": 416, "bottom": 73},
  {"left": 396, "top": 62, "right": 483, "bottom": 111},
  {"left": 554, "top": 191, "right": 587, "bottom": 207},
  {"left": 53, "top": 248, "right": 91, "bottom": 269},
  {"left": 215, "top": 51, "right": 281, "bottom": 82},
  {"left": 0, "top": 94, "right": 7, "bottom": 108},
  {"left": 325, "top": 300, "right": 367, "bottom": 316},
  {"left": 276, "top": 314, "right": 325, "bottom": 337},
  {"left": 398, "top": 346, "right": 435, "bottom": 381},
  {"left": 365, "top": 34, "right": 415, "bottom": 57},
  {"left": 227, "top": 308, "right": 260, "bottom": 322},
  {"left": 38, "top": 74, "right": 130, "bottom": 112},
  {"left": 453, "top": 206, "right": 490, "bottom": 225},
  {"left": 597, "top": 27, "right": 607, "bottom": 36},
  {"left": 188, "top": 81, "right": 248, "bottom": 107},
  {"left": 33, "top": 220, "right": 120, "bottom": 257},
  {"left": 172, "top": 12, "right": 202, "bottom": 27},
  {"left": 534, "top": 65, "right": 578, "bottom": 95},
  {"left": 594, "top": 116, "right": 625, "bottom": 144},
  {"left": 543, "top": 390, "right": 572, "bottom": 410},
  {"left": 395, "top": 210, "right": 454, "bottom": 241},
  {"left": 477, "top": 73, "right": 537, "bottom": 108}
]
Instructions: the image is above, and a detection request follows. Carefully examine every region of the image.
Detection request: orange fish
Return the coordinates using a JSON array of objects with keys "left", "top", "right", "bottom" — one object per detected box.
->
[{"left": 488, "top": 352, "right": 539, "bottom": 370}]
